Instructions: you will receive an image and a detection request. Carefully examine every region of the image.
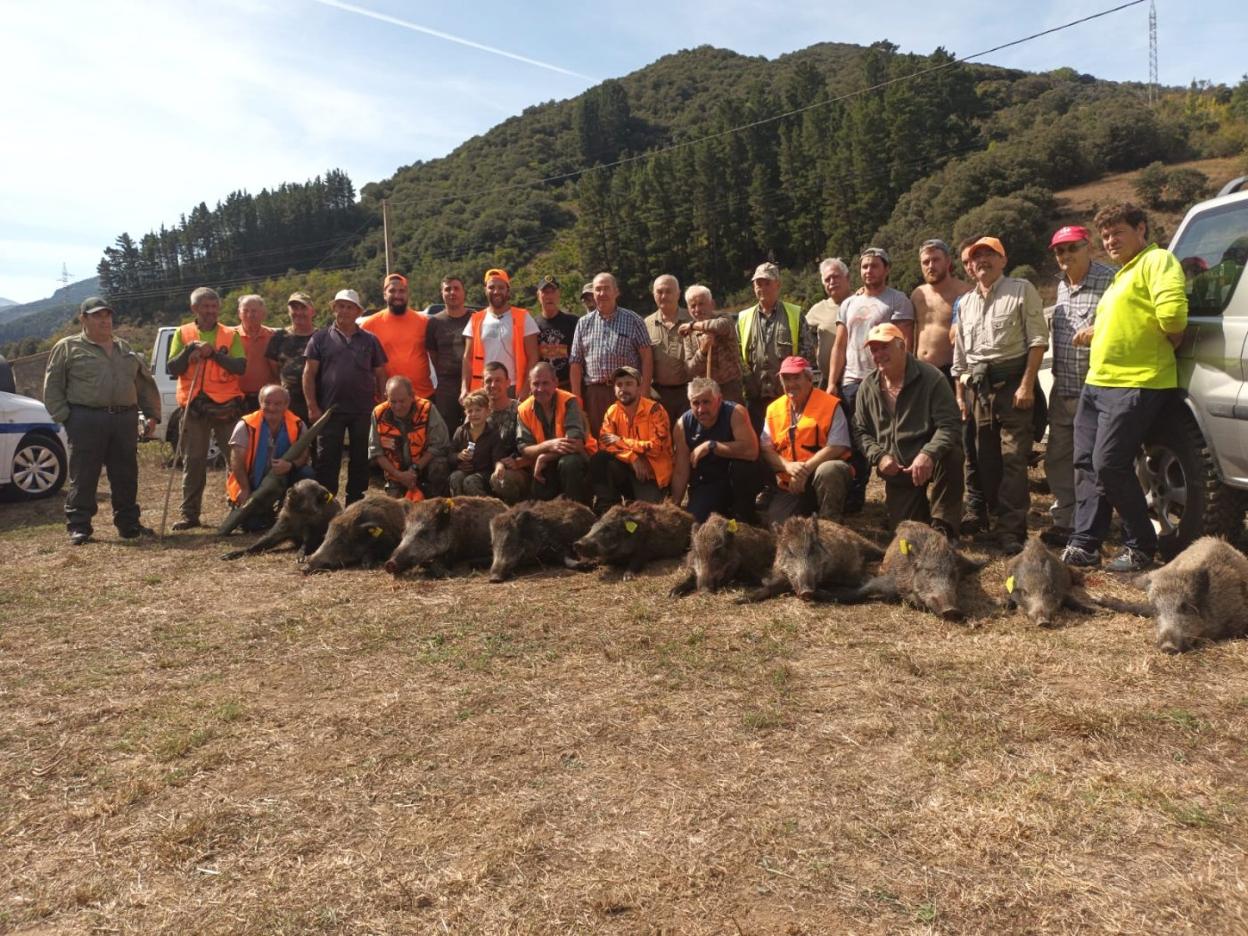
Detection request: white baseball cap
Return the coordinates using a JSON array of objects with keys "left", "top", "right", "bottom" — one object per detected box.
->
[{"left": 332, "top": 289, "right": 363, "bottom": 310}]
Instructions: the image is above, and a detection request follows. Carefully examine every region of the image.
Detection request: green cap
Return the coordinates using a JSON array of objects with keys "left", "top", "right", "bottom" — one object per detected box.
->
[{"left": 80, "top": 297, "right": 114, "bottom": 316}]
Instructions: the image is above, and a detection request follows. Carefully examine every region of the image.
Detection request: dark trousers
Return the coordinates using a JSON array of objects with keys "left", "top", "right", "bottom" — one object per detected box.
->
[
  {"left": 972, "top": 375, "right": 1034, "bottom": 540},
  {"left": 1069, "top": 385, "right": 1170, "bottom": 556},
  {"left": 433, "top": 379, "right": 463, "bottom": 434},
  {"left": 882, "top": 444, "right": 964, "bottom": 530},
  {"left": 64, "top": 406, "right": 141, "bottom": 535},
  {"left": 746, "top": 397, "right": 776, "bottom": 437},
  {"left": 590, "top": 451, "right": 663, "bottom": 505},
  {"left": 315, "top": 411, "right": 372, "bottom": 504},
  {"left": 946, "top": 369, "right": 987, "bottom": 517},
  {"left": 583, "top": 384, "right": 616, "bottom": 440},
  {"left": 838, "top": 380, "right": 870, "bottom": 511},
  {"left": 181, "top": 409, "right": 235, "bottom": 523},
  {"left": 532, "top": 452, "right": 592, "bottom": 505},
  {"left": 654, "top": 384, "right": 689, "bottom": 430},
  {"left": 686, "top": 459, "right": 761, "bottom": 524}
]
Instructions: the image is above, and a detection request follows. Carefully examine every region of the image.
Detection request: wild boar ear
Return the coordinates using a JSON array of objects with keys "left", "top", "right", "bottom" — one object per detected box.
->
[
  {"left": 1192, "top": 567, "right": 1211, "bottom": 605},
  {"left": 689, "top": 521, "right": 701, "bottom": 538},
  {"left": 436, "top": 499, "right": 453, "bottom": 526}
]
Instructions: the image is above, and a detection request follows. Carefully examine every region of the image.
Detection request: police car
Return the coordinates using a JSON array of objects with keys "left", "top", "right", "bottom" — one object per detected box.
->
[{"left": 0, "top": 390, "right": 68, "bottom": 500}]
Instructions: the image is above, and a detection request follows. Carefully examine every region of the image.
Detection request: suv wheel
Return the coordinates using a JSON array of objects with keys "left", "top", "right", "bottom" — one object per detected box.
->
[
  {"left": 1138, "top": 403, "right": 1245, "bottom": 558},
  {"left": 10, "top": 433, "right": 67, "bottom": 500}
]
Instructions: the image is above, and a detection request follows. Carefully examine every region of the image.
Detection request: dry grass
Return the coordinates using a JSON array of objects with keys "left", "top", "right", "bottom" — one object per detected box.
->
[{"left": 2, "top": 448, "right": 1247, "bottom": 934}]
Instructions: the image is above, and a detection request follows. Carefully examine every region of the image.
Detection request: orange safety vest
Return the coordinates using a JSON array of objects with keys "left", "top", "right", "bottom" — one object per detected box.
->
[
  {"left": 176, "top": 322, "right": 242, "bottom": 406},
  {"left": 517, "top": 389, "right": 598, "bottom": 457},
  {"left": 468, "top": 307, "right": 529, "bottom": 390},
  {"left": 600, "top": 396, "right": 673, "bottom": 488},
  {"left": 764, "top": 387, "right": 851, "bottom": 491},
  {"left": 225, "top": 409, "right": 303, "bottom": 503},
  {"left": 373, "top": 397, "right": 433, "bottom": 502},
  {"left": 360, "top": 308, "right": 434, "bottom": 400}
]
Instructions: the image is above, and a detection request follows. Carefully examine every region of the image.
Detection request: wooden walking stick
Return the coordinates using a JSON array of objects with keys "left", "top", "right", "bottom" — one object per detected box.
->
[{"left": 159, "top": 358, "right": 205, "bottom": 538}]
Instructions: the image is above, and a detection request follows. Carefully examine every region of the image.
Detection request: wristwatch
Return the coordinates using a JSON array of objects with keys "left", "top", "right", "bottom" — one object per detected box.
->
[{"left": 708, "top": 439, "right": 718, "bottom": 455}]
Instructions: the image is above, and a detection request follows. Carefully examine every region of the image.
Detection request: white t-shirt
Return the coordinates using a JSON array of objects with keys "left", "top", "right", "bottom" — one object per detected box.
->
[
  {"left": 463, "top": 309, "right": 540, "bottom": 384},
  {"left": 837, "top": 287, "right": 914, "bottom": 384}
]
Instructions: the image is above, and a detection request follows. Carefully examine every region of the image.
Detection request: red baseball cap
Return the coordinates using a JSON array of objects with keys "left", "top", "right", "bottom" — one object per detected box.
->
[
  {"left": 1049, "top": 225, "right": 1091, "bottom": 248},
  {"left": 778, "top": 356, "right": 812, "bottom": 375}
]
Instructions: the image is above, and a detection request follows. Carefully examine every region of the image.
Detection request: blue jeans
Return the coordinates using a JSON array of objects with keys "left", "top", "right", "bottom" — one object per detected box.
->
[{"left": 1069, "top": 385, "right": 1171, "bottom": 555}]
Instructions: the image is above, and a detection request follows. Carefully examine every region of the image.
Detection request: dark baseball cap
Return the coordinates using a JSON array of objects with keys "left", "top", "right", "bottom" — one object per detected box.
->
[
  {"left": 80, "top": 297, "right": 114, "bottom": 316},
  {"left": 537, "top": 275, "right": 560, "bottom": 290},
  {"left": 612, "top": 365, "right": 641, "bottom": 382}
]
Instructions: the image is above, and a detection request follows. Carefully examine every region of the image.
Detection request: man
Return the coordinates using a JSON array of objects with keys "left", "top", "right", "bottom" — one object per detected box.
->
[
  {"left": 425, "top": 275, "right": 472, "bottom": 429},
  {"left": 533, "top": 275, "right": 579, "bottom": 390},
  {"left": 167, "top": 286, "right": 246, "bottom": 530},
  {"left": 580, "top": 282, "right": 596, "bottom": 313},
  {"left": 303, "top": 288, "right": 388, "bottom": 504},
  {"left": 806, "top": 257, "right": 852, "bottom": 385},
  {"left": 462, "top": 268, "right": 540, "bottom": 400},
  {"left": 225, "top": 384, "right": 313, "bottom": 530},
  {"left": 854, "top": 324, "right": 963, "bottom": 537},
  {"left": 829, "top": 247, "right": 915, "bottom": 514},
  {"left": 737, "top": 262, "right": 813, "bottom": 432},
  {"left": 951, "top": 236, "right": 1048, "bottom": 553},
  {"left": 43, "top": 297, "right": 160, "bottom": 545},
  {"left": 645, "top": 273, "right": 692, "bottom": 426},
  {"left": 265, "top": 292, "right": 318, "bottom": 423},
  {"left": 370, "top": 375, "right": 450, "bottom": 502},
  {"left": 592, "top": 365, "right": 672, "bottom": 507},
  {"left": 910, "top": 239, "right": 970, "bottom": 374},
  {"left": 679, "top": 285, "right": 744, "bottom": 403},
  {"left": 670, "top": 377, "right": 760, "bottom": 523},
  {"left": 760, "top": 356, "right": 854, "bottom": 526},
  {"left": 482, "top": 361, "right": 532, "bottom": 504},
  {"left": 236, "top": 294, "right": 277, "bottom": 412},
  {"left": 953, "top": 236, "right": 988, "bottom": 534},
  {"left": 1062, "top": 204, "right": 1188, "bottom": 572},
  {"left": 516, "top": 361, "right": 592, "bottom": 504},
  {"left": 1043, "top": 225, "right": 1116, "bottom": 547},
  {"left": 569, "top": 272, "right": 653, "bottom": 437},
  {"left": 362, "top": 273, "right": 434, "bottom": 401}
]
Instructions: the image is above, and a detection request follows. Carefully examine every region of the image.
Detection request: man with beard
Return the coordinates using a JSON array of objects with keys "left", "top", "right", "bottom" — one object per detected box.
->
[
  {"left": 592, "top": 365, "right": 672, "bottom": 506},
  {"left": 265, "top": 292, "right": 318, "bottom": 423},
  {"left": 362, "top": 273, "right": 433, "bottom": 401},
  {"left": 805, "top": 257, "right": 852, "bottom": 386},
  {"left": 533, "top": 275, "right": 579, "bottom": 390},
  {"left": 425, "top": 274, "right": 472, "bottom": 429},
  {"left": 910, "top": 239, "right": 970, "bottom": 374},
  {"left": 462, "top": 268, "right": 540, "bottom": 400}
]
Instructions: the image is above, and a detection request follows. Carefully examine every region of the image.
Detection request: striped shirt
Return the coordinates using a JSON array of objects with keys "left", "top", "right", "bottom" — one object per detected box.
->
[
  {"left": 1051, "top": 261, "right": 1115, "bottom": 398},
  {"left": 569, "top": 306, "right": 649, "bottom": 384}
]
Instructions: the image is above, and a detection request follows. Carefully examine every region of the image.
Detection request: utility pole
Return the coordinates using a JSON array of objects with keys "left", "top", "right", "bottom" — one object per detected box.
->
[
  {"left": 1148, "top": 0, "right": 1159, "bottom": 107},
  {"left": 382, "top": 199, "right": 392, "bottom": 276}
]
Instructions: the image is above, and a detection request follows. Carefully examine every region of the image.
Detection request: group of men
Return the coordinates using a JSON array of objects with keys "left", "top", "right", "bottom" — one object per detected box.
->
[{"left": 43, "top": 200, "right": 1188, "bottom": 573}]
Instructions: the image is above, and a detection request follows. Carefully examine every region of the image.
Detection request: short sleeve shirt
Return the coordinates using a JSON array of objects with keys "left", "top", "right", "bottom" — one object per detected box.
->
[
  {"left": 463, "top": 309, "right": 540, "bottom": 384},
  {"left": 837, "top": 288, "right": 915, "bottom": 384},
  {"left": 265, "top": 329, "right": 314, "bottom": 405},
  {"left": 304, "top": 325, "right": 387, "bottom": 415},
  {"left": 535, "top": 311, "right": 580, "bottom": 385},
  {"left": 569, "top": 307, "right": 650, "bottom": 384}
]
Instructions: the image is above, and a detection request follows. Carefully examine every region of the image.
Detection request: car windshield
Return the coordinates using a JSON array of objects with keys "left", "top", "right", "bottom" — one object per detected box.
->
[{"left": 1169, "top": 199, "right": 1248, "bottom": 317}]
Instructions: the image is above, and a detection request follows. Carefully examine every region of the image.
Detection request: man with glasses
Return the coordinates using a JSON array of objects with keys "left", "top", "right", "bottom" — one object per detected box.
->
[
  {"left": 265, "top": 292, "right": 318, "bottom": 423},
  {"left": 1043, "top": 225, "right": 1115, "bottom": 547}
]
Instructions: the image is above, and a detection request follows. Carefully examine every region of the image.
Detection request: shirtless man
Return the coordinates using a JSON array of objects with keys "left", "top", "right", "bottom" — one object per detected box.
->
[{"left": 910, "top": 238, "right": 971, "bottom": 376}]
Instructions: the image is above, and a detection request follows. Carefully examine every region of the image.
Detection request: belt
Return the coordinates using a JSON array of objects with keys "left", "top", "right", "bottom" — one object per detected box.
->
[
  {"left": 73, "top": 403, "right": 137, "bottom": 414},
  {"left": 655, "top": 383, "right": 687, "bottom": 389}
]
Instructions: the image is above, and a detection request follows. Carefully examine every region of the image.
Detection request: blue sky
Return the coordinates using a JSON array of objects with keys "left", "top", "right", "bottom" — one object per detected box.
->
[{"left": 2, "top": 0, "right": 1242, "bottom": 305}]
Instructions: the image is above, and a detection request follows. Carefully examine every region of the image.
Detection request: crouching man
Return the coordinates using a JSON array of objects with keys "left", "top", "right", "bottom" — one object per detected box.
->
[
  {"left": 592, "top": 365, "right": 673, "bottom": 507},
  {"left": 854, "top": 323, "right": 963, "bottom": 538},
  {"left": 517, "top": 362, "right": 593, "bottom": 504},
  {"left": 226, "top": 384, "right": 315, "bottom": 530},
  {"left": 370, "top": 375, "right": 450, "bottom": 502}
]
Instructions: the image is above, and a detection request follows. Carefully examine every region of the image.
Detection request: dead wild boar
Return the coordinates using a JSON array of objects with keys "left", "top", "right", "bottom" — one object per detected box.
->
[
  {"left": 1141, "top": 536, "right": 1248, "bottom": 653},
  {"left": 741, "top": 515, "right": 885, "bottom": 602},
  {"left": 222, "top": 479, "right": 342, "bottom": 561},
  {"left": 302, "top": 494, "right": 408, "bottom": 574},
  {"left": 1002, "top": 535, "right": 1095, "bottom": 627},
  {"left": 669, "top": 513, "right": 776, "bottom": 597},
  {"left": 488, "top": 498, "right": 597, "bottom": 582},
  {"left": 385, "top": 495, "right": 506, "bottom": 576},
  {"left": 574, "top": 501, "right": 693, "bottom": 575}
]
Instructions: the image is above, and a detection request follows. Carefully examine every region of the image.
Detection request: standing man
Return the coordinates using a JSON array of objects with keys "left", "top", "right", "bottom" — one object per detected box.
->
[
  {"left": 854, "top": 324, "right": 963, "bottom": 538},
  {"left": 462, "top": 268, "right": 540, "bottom": 400},
  {"left": 579, "top": 283, "right": 596, "bottom": 313},
  {"left": 517, "top": 361, "right": 593, "bottom": 505},
  {"left": 592, "top": 365, "right": 673, "bottom": 507},
  {"left": 737, "top": 262, "right": 813, "bottom": 433},
  {"left": 569, "top": 272, "right": 653, "bottom": 437},
  {"left": 829, "top": 247, "right": 915, "bottom": 514},
  {"left": 1043, "top": 225, "right": 1116, "bottom": 546},
  {"left": 680, "top": 285, "right": 744, "bottom": 403},
  {"left": 533, "top": 274, "right": 579, "bottom": 390},
  {"left": 43, "top": 297, "right": 161, "bottom": 545},
  {"left": 951, "top": 237, "right": 1048, "bottom": 554},
  {"left": 954, "top": 235, "right": 989, "bottom": 534},
  {"left": 425, "top": 274, "right": 472, "bottom": 429},
  {"left": 670, "top": 377, "right": 760, "bottom": 523},
  {"left": 303, "top": 288, "right": 388, "bottom": 504},
  {"left": 167, "top": 286, "right": 246, "bottom": 531},
  {"left": 910, "top": 239, "right": 970, "bottom": 374},
  {"left": 645, "top": 273, "right": 692, "bottom": 426},
  {"left": 760, "top": 356, "right": 853, "bottom": 526},
  {"left": 806, "top": 257, "right": 852, "bottom": 385},
  {"left": 362, "top": 273, "right": 434, "bottom": 401},
  {"left": 265, "top": 292, "right": 318, "bottom": 423},
  {"left": 225, "top": 384, "right": 312, "bottom": 530},
  {"left": 1062, "top": 204, "right": 1188, "bottom": 572},
  {"left": 369, "top": 374, "right": 450, "bottom": 502},
  {"left": 236, "top": 294, "right": 277, "bottom": 412}
]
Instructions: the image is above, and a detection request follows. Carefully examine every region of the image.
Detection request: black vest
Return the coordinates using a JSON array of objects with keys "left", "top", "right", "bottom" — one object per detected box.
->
[{"left": 682, "top": 401, "right": 737, "bottom": 486}]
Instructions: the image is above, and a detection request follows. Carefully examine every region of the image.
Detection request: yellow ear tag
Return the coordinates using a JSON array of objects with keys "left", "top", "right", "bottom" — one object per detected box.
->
[
  {"left": 1005, "top": 575, "right": 1016, "bottom": 594},
  {"left": 727, "top": 519, "right": 738, "bottom": 533},
  {"left": 323, "top": 492, "right": 333, "bottom": 503},
  {"left": 898, "top": 538, "right": 911, "bottom": 556},
  {"left": 446, "top": 497, "right": 455, "bottom": 508},
  {"left": 367, "top": 526, "right": 383, "bottom": 538},
  {"left": 624, "top": 520, "right": 638, "bottom": 534}
]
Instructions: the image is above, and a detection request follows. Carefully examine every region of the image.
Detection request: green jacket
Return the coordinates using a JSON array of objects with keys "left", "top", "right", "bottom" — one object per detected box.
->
[
  {"left": 43, "top": 332, "right": 161, "bottom": 424},
  {"left": 854, "top": 355, "right": 961, "bottom": 478}
]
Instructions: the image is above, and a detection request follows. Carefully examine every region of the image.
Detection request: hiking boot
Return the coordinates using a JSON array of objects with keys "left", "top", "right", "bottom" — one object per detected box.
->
[
  {"left": 960, "top": 511, "right": 988, "bottom": 536},
  {"left": 1040, "top": 526, "right": 1073, "bottom": 548},
  {"left": 1105, "top": 547, "right": 1153, "bottom": 573},
  {"left": 68, "top": 530, "right": 92, "bottom": 546},
  {"left": 931, "top": 519, "right": 958, "bottom": 544},
  {"left": 119, "top": 525, "right": 156, "bottom": 539},
  {"left": 171, "top": 518, "right": 201, "bottom": 531},
  {"left": 1061, "top": 545, "right": 1100, "bottom": 568}
]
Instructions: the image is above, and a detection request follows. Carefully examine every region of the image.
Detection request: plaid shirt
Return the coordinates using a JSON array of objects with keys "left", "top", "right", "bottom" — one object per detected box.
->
[
  {"left": 1052, "top": 261, "right": 1115, "bottom": 398},
  {"left": 569, "top": 306, "right": 649, "bottom": 383}
]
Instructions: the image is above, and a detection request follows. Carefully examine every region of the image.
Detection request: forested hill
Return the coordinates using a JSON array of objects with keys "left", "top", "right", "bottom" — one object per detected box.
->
[{"left": 91, "top": 40, "right": 1248, "bottom": 332}]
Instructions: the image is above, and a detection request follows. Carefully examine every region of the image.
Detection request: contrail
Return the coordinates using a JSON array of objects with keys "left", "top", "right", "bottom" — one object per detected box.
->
[{"left": 310, "top": 0, "right": 594, "bottom": 80}]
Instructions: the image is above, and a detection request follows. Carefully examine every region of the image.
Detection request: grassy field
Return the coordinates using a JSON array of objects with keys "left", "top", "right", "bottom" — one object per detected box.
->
[{"left": 2, "top": 448, "right": 1246, "bottom": 935}]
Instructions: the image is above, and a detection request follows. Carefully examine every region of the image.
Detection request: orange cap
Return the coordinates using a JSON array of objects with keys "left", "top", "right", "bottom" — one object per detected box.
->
[
  {"left": 483, "top": 268, "right": 510, "bottom": 284},
  {"left": 968, "top": 236, "right": 1006, "bottom": 258},
  {"left": 383, "top": 273, "right": 407, "bottom": 288},
  {"left": 864, "top": 323, "right": 906, "bottom": 347}
]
